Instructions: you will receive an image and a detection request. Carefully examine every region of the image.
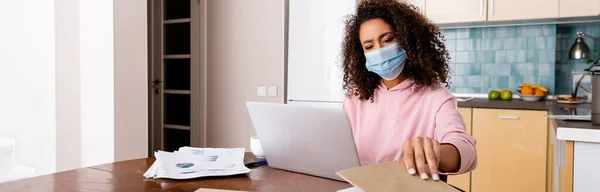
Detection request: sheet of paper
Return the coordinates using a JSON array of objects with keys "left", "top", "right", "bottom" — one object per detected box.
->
[
  {"left": 144, "top": 147, "right": 251, "bottom": 179},
  {"left": 337, "top": 160, "right": 460, "bottom": 192}
]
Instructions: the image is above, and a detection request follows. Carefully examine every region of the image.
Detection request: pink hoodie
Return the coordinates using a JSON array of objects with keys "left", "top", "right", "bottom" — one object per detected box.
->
[{"left": 343, "top": 78, "right": 477, "bottom": 174}]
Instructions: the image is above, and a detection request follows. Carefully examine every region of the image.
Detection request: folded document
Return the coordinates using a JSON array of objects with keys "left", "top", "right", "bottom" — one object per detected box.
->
[{"left": 144, "top": 147, "right": 251, "bottom": 179}]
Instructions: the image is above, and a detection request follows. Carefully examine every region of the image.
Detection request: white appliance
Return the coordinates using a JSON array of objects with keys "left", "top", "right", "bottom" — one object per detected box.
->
[{"left": 286, "top": 0, "right": 357, "bottom": 107}]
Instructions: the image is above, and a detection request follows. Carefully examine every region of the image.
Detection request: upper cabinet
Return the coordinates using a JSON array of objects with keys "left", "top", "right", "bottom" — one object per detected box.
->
[
  {"left": 487, "top": 0, "right": 559, "bottom": 21},
  {"left": 407, "top": 0, "right": 426, "bottom": 15},
  {"left": 559, "top": 0, "right": 600, "bottom": 18},
  {"left": 425, "top": 0, "right": 487, "bottom": 24}
]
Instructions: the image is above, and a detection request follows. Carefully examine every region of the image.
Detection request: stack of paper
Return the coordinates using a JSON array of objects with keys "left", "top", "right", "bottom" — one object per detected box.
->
[{"left": 144, "top": 147, "right": 251, "bottom": 179}]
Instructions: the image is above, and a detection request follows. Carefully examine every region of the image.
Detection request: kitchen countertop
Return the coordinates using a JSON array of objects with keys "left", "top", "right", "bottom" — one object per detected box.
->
[
  {"left": 457, "top": 98, "right": 547, "bottom": 110},
  {"left": 547, "top": 102, "right": 600, "bottom": 143}
]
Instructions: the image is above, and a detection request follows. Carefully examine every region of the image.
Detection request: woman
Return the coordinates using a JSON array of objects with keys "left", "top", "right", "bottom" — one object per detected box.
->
[{"left": 342, "top": 0, "right": 477, "bottom": 181}]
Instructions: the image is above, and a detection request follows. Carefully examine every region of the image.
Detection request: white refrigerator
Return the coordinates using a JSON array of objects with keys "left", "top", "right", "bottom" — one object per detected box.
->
[{"left": 286, "top": 0, "right": 357, "bottom": 108}]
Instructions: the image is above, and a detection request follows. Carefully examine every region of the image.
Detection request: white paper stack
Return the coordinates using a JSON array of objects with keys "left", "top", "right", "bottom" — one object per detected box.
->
[{"left": 144, "top": 147, "right": 251, "bottom": 179}]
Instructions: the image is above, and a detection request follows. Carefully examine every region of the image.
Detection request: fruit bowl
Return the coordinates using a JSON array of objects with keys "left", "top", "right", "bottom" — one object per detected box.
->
[{"left": 519, "top": 94, "right": 545, "bottom": 101}]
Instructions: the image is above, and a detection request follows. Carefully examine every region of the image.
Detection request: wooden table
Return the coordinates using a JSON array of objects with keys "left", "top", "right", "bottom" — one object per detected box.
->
[{"left": 0, "top": 153, "right": 352, "bottom": 192}]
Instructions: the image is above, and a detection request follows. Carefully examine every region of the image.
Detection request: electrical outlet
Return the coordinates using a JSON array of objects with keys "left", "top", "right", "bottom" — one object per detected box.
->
[
  {"left": 257, "top": 86, "right": 266, "bottom": 97},
  {"left": 267, "top": 85, "right": 278, "bottom": 97}
]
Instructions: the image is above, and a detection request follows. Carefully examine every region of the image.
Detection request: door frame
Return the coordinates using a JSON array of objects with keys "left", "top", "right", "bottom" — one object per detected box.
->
[{"left": 148, "top": 0, "right": 207, "bottom": 156}]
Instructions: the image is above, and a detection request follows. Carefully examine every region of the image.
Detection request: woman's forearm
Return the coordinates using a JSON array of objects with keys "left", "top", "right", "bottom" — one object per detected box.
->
[{"left": 439, "top": 144, "right": 460, "bottom": 172}]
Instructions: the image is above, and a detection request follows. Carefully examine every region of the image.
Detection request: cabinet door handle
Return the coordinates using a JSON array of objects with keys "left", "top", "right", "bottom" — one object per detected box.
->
[
  {"left": 480, "top": 0, "right": 484, "bottom": 16},
  {"left": 489, "top": 0, "right": 495, "bottom": 16},
  {"left": 498, "top": 115, "right": 519, "bottom": 120}
]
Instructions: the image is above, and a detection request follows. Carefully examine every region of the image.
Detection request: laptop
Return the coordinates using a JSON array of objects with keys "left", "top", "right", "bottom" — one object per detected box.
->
[{"left": 246, "top": 102, "right": 361, "bottom": 181}]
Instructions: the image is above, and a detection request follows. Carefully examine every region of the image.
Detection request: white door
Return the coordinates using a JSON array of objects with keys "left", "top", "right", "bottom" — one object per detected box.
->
[
  {"left": 559, "top": 0, "right": 600, "bottom": 18},
  {"left": 425, "top": 0, "right": 487, "bottom": 24},
  {"left": 287, "top": 0, "right": 356, "bottom": 103},
  {"left": 487, "top": 0, "right": 559, "bottom": 21}
]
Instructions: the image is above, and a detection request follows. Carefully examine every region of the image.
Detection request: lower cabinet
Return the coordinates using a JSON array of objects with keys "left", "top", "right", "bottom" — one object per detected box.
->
[
  {"left": 448, "top": 108, "right": 549, "bottom": 192},
  {"left": 471, "top": 108, "right": 548, "bottom": 192}
]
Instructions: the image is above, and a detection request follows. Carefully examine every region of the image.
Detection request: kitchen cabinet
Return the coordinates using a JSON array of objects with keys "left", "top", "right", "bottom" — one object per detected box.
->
[
  {"left": 559, "top": 0, "right": 600, "bottom": 18},
  {"left": 471, "top": 109, "right": 548, "bottom": 192},
  {"left": 447, "top": 108, "right": 472, "bottom": 192},
  {"left": 487, "top": 0, "right": 559, "bottom": 21},
  {"left": 425, "top": 0, "right": 487, "bottom": 24}
]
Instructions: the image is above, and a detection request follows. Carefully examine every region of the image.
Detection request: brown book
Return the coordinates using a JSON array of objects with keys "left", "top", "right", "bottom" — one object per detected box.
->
[{"left": 337, "top": 161, "right": 461, "bottom": 192}]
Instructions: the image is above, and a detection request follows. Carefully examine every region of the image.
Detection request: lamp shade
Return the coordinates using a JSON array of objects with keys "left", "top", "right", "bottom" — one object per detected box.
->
[{"left": 569, "top": 36, "right": 590, "bottom": 60}]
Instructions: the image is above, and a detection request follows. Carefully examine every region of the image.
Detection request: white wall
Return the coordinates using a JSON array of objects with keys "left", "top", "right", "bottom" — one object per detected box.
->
[
  {"left": 206, "top": 0, "right": 285, "bottom": 149},
  {"left": 113, "top": 0, "right": 149, "bottom": 162},
  {"left": 0, "top": 0, "right": 57, "bottom": 175},
  {"left": 1, "top": 0, "right": 148, "bottom": 175}
]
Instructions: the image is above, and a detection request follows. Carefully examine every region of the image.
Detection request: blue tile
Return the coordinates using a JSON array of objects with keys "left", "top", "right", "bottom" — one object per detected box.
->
[
  {"left": 449, "top": 64, "right": 456, "bottom": 75},
  {"left": 511, "top": 63, "right": 524, "bottom": 76},
  {"left": 538, "top": 63, "right": 553, "bottom": 76},
  {"left": 475, "top": 51, "right": 485, "bottom": 63},
  {"left": 457, "top": 28, "right": 470, "bottom": 39},
  {"left": 493, "top": 76, "right": 510, "bottom": 88},
  {"left": 473, "top": 39, "right": 482, "bottom": 50},
  {"left": 442, "top": 29, "right": 456, "bottom": 39},
  {"left": 526, "top": 37, "right": 537, "bottom": 50},
  {"left": 481, "top": 63, "right": 495, "bottom": 75},
  {"left": 516, "top": 37, "right": 527, "bottom": 50},
  {"left": 536, "top": 37, "right": 547, "bottom": 50},
  {"left": 466, "top": 39, "right": 475, "bottom": 50},
  {"left": 495, "top": 63, "right": 511, "bottom": 76},
  {"left": 519, "top": 26, "right": 528, "bottom": 36},
  {"left": 548, "top": 51, "right": 556, "bottom": 63},
  {"left": 456, "top": 51, "right": 469, "bottom": 63},
  {"left": 506, "top": 50, "right": 518, "bottom": 63},
  {"left": 538, "top": 51, "right": 548, "bottom": 62},
  {"left": 455, "top": 88, "right": 471, "bottom": 93},
  {"left": 449, "top": 52, "right": 456, "bottom": 64},
  {"left": 456, "top": 39, "right": 467, "bottom": 51},
  {"left": 468, "top": 51, "right": 477, "bottom": 63},
  {"left": 481, "top": 76, "right": 491, "bottom": 88},
  {"left": 446, "top": 40, "right": 457, "bottom": 51},
  {"left": 517, "top": 50, "right": 526, "bottom": 62},
  {"left": 482, "top": 38, "right": 492, "bottom": 50},
  {"left": 456, "top": 64, "right": 471, "bottom": 75},
  {"left": 470, "top": 28, "right": 482, "bottom": 38},
  {"left": 547, "top": 37, "right": 555, "bottom": 49},
  {"left": 528, "top": 26, "right": 543, "bottom": 36},
  {"left": 482, "top": 28, "right": 494, "bottom": 38},
  {"left": 503, "top": 38, "right": 517, "bottom": 50},
  {"left": 468, "top": 76, "right": 482, "bottom": 88},
  {"left": 524, "top": 76, "right": 538, "bottom": 84},
  {"left": 525, "top": 50, "right": 538, "bottom": 62},
  {"left": 470, "top": 63, "right": 482, "bottom": 75},
  {"left": 495, "top": 51, "right": 507, "bottom": 64},
  {"left": 448, "top": 87, "right": 456, "bottom": 93},
  {"left": 453, "top": 76, "right": 468, "bottom": 87},
  {"left": 470, "top": 88, "right": 482, "bottom": 93},
  {"left": 543, "top": 25, "right": 556, "bottom": 36},
  {"left": 509, "top": 76, "right": 524, "bottom": 88},
  {"left": 493, "top": 38, "right": 504, "bottom": 50}
]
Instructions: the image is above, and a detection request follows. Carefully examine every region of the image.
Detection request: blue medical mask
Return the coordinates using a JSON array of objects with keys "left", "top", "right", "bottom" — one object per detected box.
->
[{"left": 364, "top": 43, "right": 407, "bottom": 80}]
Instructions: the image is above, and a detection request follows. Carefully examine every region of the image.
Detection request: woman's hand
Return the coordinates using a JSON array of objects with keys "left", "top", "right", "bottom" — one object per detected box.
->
[{"left": 403, "top": 137, "right": 441, "bottom": 180}]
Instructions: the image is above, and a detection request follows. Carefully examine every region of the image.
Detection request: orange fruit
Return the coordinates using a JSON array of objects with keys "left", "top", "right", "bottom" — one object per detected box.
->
[
  {"left": 521, "top": 86, "right": 534, "bottom": 95},
  {"left": 535, "top": 89, "right": 546, "bottom": 96}
]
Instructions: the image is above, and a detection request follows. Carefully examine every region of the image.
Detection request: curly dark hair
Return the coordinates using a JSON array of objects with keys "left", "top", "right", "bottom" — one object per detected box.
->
[{"left": 342, "top": 0, "right": 450, "bottom": 101}]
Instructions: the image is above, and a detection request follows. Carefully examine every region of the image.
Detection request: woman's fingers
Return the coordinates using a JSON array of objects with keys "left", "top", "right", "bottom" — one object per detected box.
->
[
  {"left": 424, "top": 138, "right": 439, "bottom": 181},
  {"left": 403, "top": 141, "right": 416, "bottom": 175},
  {"left": 413, "top": 137, "right": 428, "bottom": 180}
]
